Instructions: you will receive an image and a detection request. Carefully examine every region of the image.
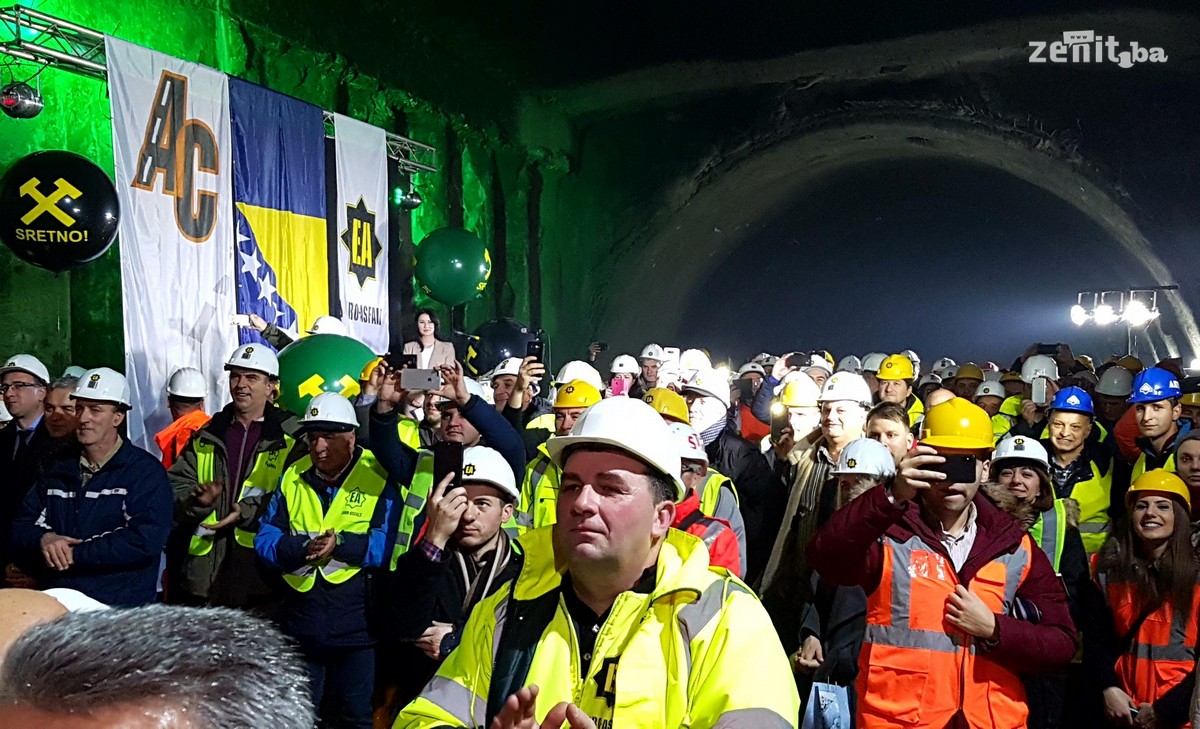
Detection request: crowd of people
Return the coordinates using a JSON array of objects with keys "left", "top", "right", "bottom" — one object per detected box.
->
[{"left": 3, "top": 317, "right": 1200, "bottom": 729}]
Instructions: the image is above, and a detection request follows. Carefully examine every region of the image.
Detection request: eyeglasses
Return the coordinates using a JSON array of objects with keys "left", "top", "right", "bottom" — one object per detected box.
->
[
  {"left": 0, "top": 382, "right": 43, "bottom": 394},
  {"left": 682, "top": 463, "right": 706, "bottom": 475}
]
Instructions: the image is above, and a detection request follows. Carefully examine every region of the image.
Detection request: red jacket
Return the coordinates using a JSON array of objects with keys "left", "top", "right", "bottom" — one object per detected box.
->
[
  {"left": 673, "top": 490, "right": 741, "bottom": 577},
  {"left": 807, "top": 484, "right": 1077, "bottom": 676}
]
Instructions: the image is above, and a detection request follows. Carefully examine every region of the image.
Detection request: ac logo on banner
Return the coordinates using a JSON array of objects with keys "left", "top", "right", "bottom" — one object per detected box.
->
[
  {"left": 340, "top": 197, "right": 382, "bottom": 287},
  {"left": 131, "top": 71, "right": 220, "bottom": 243}
]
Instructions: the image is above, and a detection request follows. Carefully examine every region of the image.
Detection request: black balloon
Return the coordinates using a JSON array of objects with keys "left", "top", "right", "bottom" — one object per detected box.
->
[
  {"left": 0, "top": 151, "right": 120, "bottom": 273},
  {"left": 463, "top": 317, "right": 537, "bottom": 376}
]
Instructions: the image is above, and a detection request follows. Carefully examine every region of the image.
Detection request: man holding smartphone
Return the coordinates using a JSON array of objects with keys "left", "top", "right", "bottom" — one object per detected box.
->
[{"left": 808, "top": 398, "right": 1077, "bottom": 729}]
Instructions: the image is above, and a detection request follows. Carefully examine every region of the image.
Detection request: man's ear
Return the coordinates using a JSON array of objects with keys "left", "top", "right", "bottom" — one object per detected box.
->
[{"left": 652, "top": 499, "right": 676, "bottom": 540}]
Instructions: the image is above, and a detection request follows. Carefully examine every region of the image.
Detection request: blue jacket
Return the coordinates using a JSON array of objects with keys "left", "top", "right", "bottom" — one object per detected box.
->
[
  {"left": 255, "top": 447, "right": 399, "bottom": 649},
  {"left": 9, "top": 440, "right": 172, "bottom": 607}
]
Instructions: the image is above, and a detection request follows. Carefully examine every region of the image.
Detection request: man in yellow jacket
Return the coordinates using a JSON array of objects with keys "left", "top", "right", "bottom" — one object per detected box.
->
[{"left": 395, "top": 397, "right": 799, "bottom": 729}]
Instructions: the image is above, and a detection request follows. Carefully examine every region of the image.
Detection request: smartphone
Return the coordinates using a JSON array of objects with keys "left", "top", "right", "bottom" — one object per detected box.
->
[
  {"left": 230, "top": 314, "right": 253, "bottom": 327},
  {"left": 1036, "top": 343, "right": 1058, "bottom": 356},
  {"left": 770, "top": 402, "right": 788, "bottom": 443},
  {"left": 610, "top": 377, "right": 629, "bottom": 397},
  {"left": 526, "top": 340, "right": 545, "bottom": 363},
  {"left": 786, "top": 352, "right": 806, "bottom": 370},
  {"left": 930, "top": 453, "right": 978, "bottom": 484},
  {"left": 734, "top": 379, "right": 756, "bottom": 403},
  {"left": 595, "top": 342, "right": 609, "bottom": 352},
  {"left": 400, "top": 368, "right": 441, "bottom": 391},
  {"left": 432, "top": 441, "right": 464, "bottom": 493},
  {"left": 385, "top": 352, "right": 419, "bottom": 370},
  {"left": 1031, "top": 377, "right": 1049, "bottom": 406}
]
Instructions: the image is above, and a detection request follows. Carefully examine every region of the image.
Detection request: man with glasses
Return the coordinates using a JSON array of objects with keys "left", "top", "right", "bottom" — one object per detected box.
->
[{"left": 0, "top": 355, "right": 55, "bottom": 575}]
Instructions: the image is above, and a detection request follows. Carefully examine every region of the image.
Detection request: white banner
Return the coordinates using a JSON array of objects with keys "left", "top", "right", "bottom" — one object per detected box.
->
[
  {"left": 107, "top": 37, "right": 237, "bottom": 450},
  {"left": 333, "top": 113, "right": 390, "bottom": 354}
]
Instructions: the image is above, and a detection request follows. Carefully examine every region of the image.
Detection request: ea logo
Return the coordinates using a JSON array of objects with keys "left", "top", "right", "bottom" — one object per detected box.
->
[
  {"left": 847, "top": 458, "right": 857, "bottom": 469},
  {"left": 464, "top": 464, "right": 477, "bottom": 476},
  {"left": 309, "top": 407, "right": 319, "bottom": 417}
]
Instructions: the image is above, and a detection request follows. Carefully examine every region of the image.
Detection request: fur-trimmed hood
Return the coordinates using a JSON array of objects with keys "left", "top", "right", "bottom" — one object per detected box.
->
[{"left": 981, "top": 481, "right": 1080, "bottom": 532}]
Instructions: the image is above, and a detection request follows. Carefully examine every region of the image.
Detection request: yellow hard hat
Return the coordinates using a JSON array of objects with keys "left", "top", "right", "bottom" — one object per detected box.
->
[
  {"left": 1126, "top": 468, "right": 1191, "bottom": 512},
  {"left": 554, "top": 379, "right": 602, "bottom": 409},
  {"left": 956, "top": 363, "right": 985, "bottom": 382},
  {"left": 919, "top": 398, "right": 994, "bottom": 451},
  {"left": 1000, "top": 370, "right": 1023, "bottom": 383},
  {"left": 1182, "top": 392, "right": 1200, "bottom": 407},
  {"left": 1075, "top": 355, "right": 1095, "bottom": 372},
  {"left": 642, "top": 387, "right": 690, "bottom": 424},
  {"left": 779, "top": 375, "right": 821, "bottom": 408},
  {"left": 1116, "top": 355, "right": 1145, "bottom": 374},
  {"left": 876, "top": 354, "right": 915, "bottom": 381},
  {"left": 360, "top": 356, "right": 384, "bottom": 382}
]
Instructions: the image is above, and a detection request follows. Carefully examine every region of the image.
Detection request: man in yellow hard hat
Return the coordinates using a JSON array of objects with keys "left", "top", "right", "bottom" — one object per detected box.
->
[
  {"left": 512, "top": 380, "right": 602, "bottom": 533},
  {"left": 875, "top": 354, "right": 924, "bottom": 428},
  {"left": 808, "top": 398, "right": 1076, "bottom": 729},
  {"left": 951, "top": 362, "right": 986, "bottom": 400},
  {"left": 641, "top": 387, "right": 690, "bottom": 425}
]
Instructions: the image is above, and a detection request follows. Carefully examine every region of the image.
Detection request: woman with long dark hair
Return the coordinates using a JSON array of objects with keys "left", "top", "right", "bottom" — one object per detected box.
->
[
  {"left": 402, "top": 308, "right": 456, "bottom": 369},
  {"left": 1084, "top": 469, "right": 1199, "bottom": 728}
]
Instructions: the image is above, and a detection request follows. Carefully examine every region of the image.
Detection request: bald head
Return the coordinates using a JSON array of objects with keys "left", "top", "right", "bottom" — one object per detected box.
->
[
  {"left": 0, "top": 589, "right": 67, "bottom": 663},
  {"left": 924, "top": 388, "right": 956, "bottom": 410}
]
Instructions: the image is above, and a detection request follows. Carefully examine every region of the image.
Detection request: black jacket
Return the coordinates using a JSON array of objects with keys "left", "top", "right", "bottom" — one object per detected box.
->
[
  {"left": 704, "top": 422, "right": 777, "bottom": 575},
  {"left": 0, "top": 419, "right": 67, "bottom": 566}
]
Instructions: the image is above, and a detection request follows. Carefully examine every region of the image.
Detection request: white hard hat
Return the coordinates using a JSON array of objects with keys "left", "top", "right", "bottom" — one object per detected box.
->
[
  {"left": 805, "top": 354, "right": 833, "bottom": 376},
  {"left": 166, "top": 367, "right": 208, "bottom": 398},
  {"left": 669, "top": 421, "right": 708, "bottom": 463},
  {"left": 931, "top": 357, "right": 957, "bottom": 371},
  {"left": 299, "top": 392, "right": 358, "bottom": 431},
  {"left": 640, "top": 343, "right": 666, "bottom": 362},
  {"left": 463, "top": 446, "right": 519, "bottom": 501},
  {"left": 611, "top": 354, "right": 640, "bottom": 375},
  {"left": 0, "top": 400, "right": 11, "bottom": 422},
  {"left": 992, "top": 435, "right": 1049, "bottom": 470},
  {"left": 42, "top": 588, "right": 109, "bottom": 613},
  {"left": 737, "top": 362, "right": 766, "bottom": 378},
  {"left": 974, "top": 381, "right": 1006, "bottom": 400},
  {"left": 0, "top": 354, "right": 50, "bottom": 384},
  {"left": 655, "top": 362, "right": 681, "bottom": 388},
  {"left": 681, "top": 368, "right": 731, "bottom": 408},
  {"left": 61, "top": 365, "right": 88, "bottom": 379},
  {"left": 751, "top": 352, "right": 775, "bottom": 365},
  {"left": 917, "top": 372, "right": 943, "bottom": 388},
  {"left": 226, "top": 344, "right": 279, "bottom": 378},
  {"left": 492, "top": 357, "right": 523, "bottom": 379},
  {"left": 983, "top": 369, "right": 1003, "bottom": 382},
  {"left": 860, "top": 353, "right": 887, "bottom": 373},
  {"left": 901, "top": 349, "right": 921, "bottom": 366},
  {"left": 546, "top": 397, "right": 685, "bottom": 500},
  {"left": 307, "top": 315, "right": 348, "bottom": 336},
  {"left": 1021, "top": 355, "right": 1058, "bottom": 384},
  {"left": 938, "top": 365, "right": 959, "bottom": 380},
  {"left": 72, "top": 367, "right": 131, "bottom": 407},
  {"left": 817, "top": 372, "right": 872, "bottom": 407},
  {"left": 836, "top": 355, "right": 862, "bottom": 374},
  {"left": 1095, "top": 366, "right": 1134, "bottom": 397},
  {"left": 470, "top": 377, "right": 492, "bottom": 404},
  {"left": 832, "top": 438, "right": 897, "bottom": 478},
  {"left": 679, "top": 349, "right": 712, "bottom": 372},
  {"left": 555, "top": 360, "right": 604, "bottom": 392}
]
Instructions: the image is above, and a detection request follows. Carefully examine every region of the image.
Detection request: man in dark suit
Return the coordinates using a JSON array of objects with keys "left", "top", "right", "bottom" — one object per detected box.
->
[{"left": 0, "top": 354, "right": 60, "bottom": 579}]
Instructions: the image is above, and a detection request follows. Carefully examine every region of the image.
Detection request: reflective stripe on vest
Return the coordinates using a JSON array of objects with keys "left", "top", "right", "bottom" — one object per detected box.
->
[
  {"left": 279, "top": 451, "right": 387, "bottom": 592},
  {"left": 1099, "top": 575, "right": 1200, "bottom": 705},
  {"left": 699, "top": 468, "right": 739, "bottom": 515},
  {"left": 1064, "top": 460, "right": 1113, "bottom": 556},
  {"left": 391, "top": 454, "right": 435, "bottom": 569},
  {"left": 516, "top": 450, "right": 559, "bottom": 531},
  {"left": 857, "top": 532, "right": 1033, "bottom": 728},
  {"left": 1029, "top": 499, "right": 1068, "bottom": 573},
  {"left": 188, "top": 435, "right": 295, "bottom": 555},
  {"left": 397, "top": 418, "right": 421, "bottom": 450},
  {"left": 1133, "top": 451, "right": 1177, "bottom": 482}
]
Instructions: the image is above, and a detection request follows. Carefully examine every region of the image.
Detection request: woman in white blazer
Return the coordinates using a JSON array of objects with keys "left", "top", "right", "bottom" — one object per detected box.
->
[{"left": 402, "top": 308, "right": 457, "bottom": 369}]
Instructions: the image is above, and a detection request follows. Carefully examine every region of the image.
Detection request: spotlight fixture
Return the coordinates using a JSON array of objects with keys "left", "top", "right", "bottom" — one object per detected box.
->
[
  {"left": 392, "top": 186, "right": 423, "bottom": 211},
  {"left": 1, "top": 81, "right": 44, "bottom": 119},
  {"left": 1070, "top": 303, "right": 1090, "bottom": 326}
]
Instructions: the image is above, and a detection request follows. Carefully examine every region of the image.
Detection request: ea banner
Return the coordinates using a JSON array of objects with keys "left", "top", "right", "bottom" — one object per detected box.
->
[
  {"left": 106, "top": 37, "right": 238, "bottom": 450},
  {"left": 332, "top": 113, "right": 389, "bottom": 354}
]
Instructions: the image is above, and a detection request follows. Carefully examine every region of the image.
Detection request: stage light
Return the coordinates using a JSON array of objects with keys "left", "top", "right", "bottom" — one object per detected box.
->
[
  {"left": 1121, "top": 299, "right": 1159, "bottom": 327},
  {"left": 1, "top": 82, "right": 43, "bottom": 119},
  {"left": 1093, "top": 304, "right": 1118, "bottom": 326},
  {"left": 1070, "top": 304, "right": 1090, "bottom": 326},
  {"left": 392, "top": 186, "right": 422, "bottom": 210}
]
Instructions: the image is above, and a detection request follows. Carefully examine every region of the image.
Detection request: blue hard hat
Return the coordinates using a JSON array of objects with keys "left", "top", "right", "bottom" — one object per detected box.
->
[
  {"left": 1050, "top": 386, "right": 1093, "bottom": 416},
  {"left": 1128, "top": 367, "right": 1182, "bottom": 404}
]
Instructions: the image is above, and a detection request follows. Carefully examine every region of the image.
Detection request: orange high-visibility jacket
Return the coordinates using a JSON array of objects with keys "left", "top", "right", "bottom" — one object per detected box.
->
[
  {"left": 1100, "top": 577, "right": 1200, "bottom": 710},
  {"left": 856, "top": 532, "right": 1035, "bottom": 729},
  {"left": 154, "top": 408, "right": 210, "bottom": 469}
]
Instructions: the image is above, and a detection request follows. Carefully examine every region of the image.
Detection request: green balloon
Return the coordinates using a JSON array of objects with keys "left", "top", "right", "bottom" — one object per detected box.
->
[
  {"left": 276, "top": 334, "right": 376, "bottom": 415},
  {"left": 415, "top": 227, "right": 492, "bottom": 306}
]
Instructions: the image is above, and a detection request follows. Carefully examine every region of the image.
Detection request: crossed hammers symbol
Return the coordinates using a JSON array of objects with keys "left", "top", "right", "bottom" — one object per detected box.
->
[{"left": 20, "top": 177, "right": 84, "bottom": 227}]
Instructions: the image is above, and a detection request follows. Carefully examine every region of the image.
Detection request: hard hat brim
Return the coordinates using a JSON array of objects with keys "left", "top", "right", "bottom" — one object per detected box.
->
[
  {"left": 545, "top": 434, "right": 686, "bottom": 501},
  {"left": 298, "top": 421, "right": 356, "bottom": 434},
  {"left": 0, "top": 366, "right": 48, "bottom": 385}
]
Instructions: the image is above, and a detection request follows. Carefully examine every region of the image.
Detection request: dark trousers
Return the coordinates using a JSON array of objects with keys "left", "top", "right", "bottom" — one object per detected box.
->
[{"left": 305, "top": 646, "right": 375, "bottom": 729}]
